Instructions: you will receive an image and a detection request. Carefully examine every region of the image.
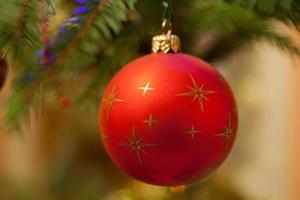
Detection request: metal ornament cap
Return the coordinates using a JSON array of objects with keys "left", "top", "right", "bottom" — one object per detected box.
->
[{"left": 152, "top": 32, "right": 181, "bottom": 54}]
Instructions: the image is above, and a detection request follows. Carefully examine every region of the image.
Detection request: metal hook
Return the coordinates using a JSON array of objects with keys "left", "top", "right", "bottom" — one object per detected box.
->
[{"left": 162, "top": 18, "right": 173, "bottom": 34}]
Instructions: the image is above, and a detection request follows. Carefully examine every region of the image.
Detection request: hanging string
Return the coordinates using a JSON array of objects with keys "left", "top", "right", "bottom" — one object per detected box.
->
[
  {"left": 162, "top": 0, "right": 173, "bottom": 23},
  {"left": 162, "top": 0, "right": 173, "bottom": 32}
]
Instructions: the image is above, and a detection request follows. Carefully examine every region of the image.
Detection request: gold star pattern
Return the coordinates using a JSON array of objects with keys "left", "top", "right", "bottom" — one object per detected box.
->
[
  {"left": 138, "top": 81, "right": 155, "bottom": 96},
  {"left": 103, "top": 86, "right": 125, "bottom": 119},
  {"left": 177, "top": 75, "right": 215, "bottom": 113},
  {"left": 186, "top": 124, "right": 202, "bottom": 139},
  {"left": 215, "top": 114, "right": 234, "bottom": 148},
  {"left": 118, "top": 126, "right": 157, "bottom": 164},
  {"left": 143, "top": 113, "right": 159, "bottom": 128}
]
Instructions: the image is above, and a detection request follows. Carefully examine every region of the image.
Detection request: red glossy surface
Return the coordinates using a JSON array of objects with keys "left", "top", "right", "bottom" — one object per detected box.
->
[
  {"left": 0, "top": 59, "right": 7, "bottom": 89},
  {"left": 99, "top": 53, "right": 238, "bottom": 186}
]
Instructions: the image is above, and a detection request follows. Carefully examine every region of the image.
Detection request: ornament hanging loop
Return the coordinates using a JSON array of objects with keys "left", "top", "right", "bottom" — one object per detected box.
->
[
  {"left": 161, "top": 0, "right": 173, "bottom": 29},
  {"left": 162, "top": 18, "right": 173, "bottom": 35},
  {"left": 152, "top": 1, "right": 181, "bottom": 54}
]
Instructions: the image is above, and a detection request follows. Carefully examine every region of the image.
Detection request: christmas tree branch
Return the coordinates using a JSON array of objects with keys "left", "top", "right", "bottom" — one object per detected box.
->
[
  {"left": 0, "top": 0, "right": 41, "bottom": 67},
  {"left": 2, "top": 0, "right": 300, "bottom": 131},
  {"left": 54, "top": 0, "right": 110, "bottom": 67},
  {"left": 52, "top": 0, "right": 137, "bottom": 70},
  {"left": 187, "top": 0, "right": 300, "bottom": 59},
  {"left": 223, "top": 0, "right": 300, "bottom": 27},
  {"left": 77, "top": 27, "right": 141, "bottom": 110},
  {"left": 4, "top": 0, "right": 138, "bottom": 130},
  {"left": 0, "top": 0, "right": 44, "bottom": 130}
]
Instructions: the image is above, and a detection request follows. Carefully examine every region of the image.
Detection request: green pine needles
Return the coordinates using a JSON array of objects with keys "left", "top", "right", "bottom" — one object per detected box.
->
[{"left": 0, "top": 0, "right": 299, "bottom": 131}]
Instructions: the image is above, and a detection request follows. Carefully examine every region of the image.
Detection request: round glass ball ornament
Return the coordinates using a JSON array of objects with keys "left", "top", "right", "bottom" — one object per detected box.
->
[{"left": 99, "top": 33, "right": 238, "bottom": 186}]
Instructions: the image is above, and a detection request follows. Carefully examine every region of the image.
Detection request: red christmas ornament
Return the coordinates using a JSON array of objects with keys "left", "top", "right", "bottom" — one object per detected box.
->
[
  {"left": 0, "top": 59, "right": 7, "bottom": 90},
  {"left": 99, "top": 31, "right": 238, "bottom": 186}
]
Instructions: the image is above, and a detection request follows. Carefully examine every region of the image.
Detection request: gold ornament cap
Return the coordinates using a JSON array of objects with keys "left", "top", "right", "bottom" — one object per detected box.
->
[{"left": 152, "top": 20, "right": 181, "bottom": 54}]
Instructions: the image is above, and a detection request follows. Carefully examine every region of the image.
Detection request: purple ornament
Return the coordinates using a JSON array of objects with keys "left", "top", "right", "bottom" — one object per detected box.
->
[
  {"left": 75, "top": 0, "right": 89, "bottom": 4},
  {"left": 72, "top": 6, "right": 89, "bottom": 15}
]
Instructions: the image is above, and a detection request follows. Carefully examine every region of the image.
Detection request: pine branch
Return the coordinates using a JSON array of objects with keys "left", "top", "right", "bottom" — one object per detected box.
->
[
  {"left": 0, "top": 0, "right": 44, "bottom": 130},
  {"left": 77, "top": 27, "right": 141, "bottom": 111},
  {"left": 43, "top": 0, "right": 56, "bottom": 14},
  {"left": 225, "top": 0, "right": 300, "bottom": 27},
  {"left": 54, "top": 0, "right": 110, "bottom": 67},
  {"left": 5, "top": 92, "right": 27, "bottom": 129},
  {"left": 188, "top": 0, "right": 300, "bottom": 59},
  {"left": 262, "top": 30, "right": 300, "bottom": 55},
  {"left": 5, "top": 67, "right": 47, "bottom": 130},
  {"left": 3, "top": 0, "right": 300, "bottom": 130},
  {"left": 0, "top": 0, "right": 41, "bottom": 67},
  {"left": 3, "top": 0, "right": 138, "bottom": 129},
  {"left": 52, "top": 0, "right": 137, "bottom": 70}
]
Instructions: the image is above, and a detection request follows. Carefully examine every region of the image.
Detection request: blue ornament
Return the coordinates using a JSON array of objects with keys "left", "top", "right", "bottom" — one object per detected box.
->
[
  {"left": 75, "top": 0, "right": 89, "bottom": 4},
  {"left": 72, "top": 6, "right": 90, "bottom": 15}
]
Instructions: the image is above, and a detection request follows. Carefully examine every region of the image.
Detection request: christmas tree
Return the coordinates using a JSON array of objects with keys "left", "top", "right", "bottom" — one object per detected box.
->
[{"left": 0, "top": 0, "right": 299, "bottom": 199}]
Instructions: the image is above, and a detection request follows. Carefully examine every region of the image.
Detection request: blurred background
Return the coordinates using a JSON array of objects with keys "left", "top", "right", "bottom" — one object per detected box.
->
[{"left": 0, "top": 0, "right": 300, "bottom": 199}]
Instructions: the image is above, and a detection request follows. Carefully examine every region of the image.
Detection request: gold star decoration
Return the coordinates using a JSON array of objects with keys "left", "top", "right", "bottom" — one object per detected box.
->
[
  {"left": 118, "top": 126, "right": 157, "bottom": 164},
  {"left": 138, "top": 81, "right": 155, "bottom": 96},
  {"left": 143, "top": 113, "right": 159, "bottom": 128},
  {"left": 103, "top": 86, "right": 125, "bottom": 119},
  {"left": 177, "top": 75, "right": 215, "bottom": 113},
  {"left": 215, "top": 114, "right": 234, "bottom": 148},
  {"left": 186, "top": 124, "right": 202, "bottom": 139}
]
